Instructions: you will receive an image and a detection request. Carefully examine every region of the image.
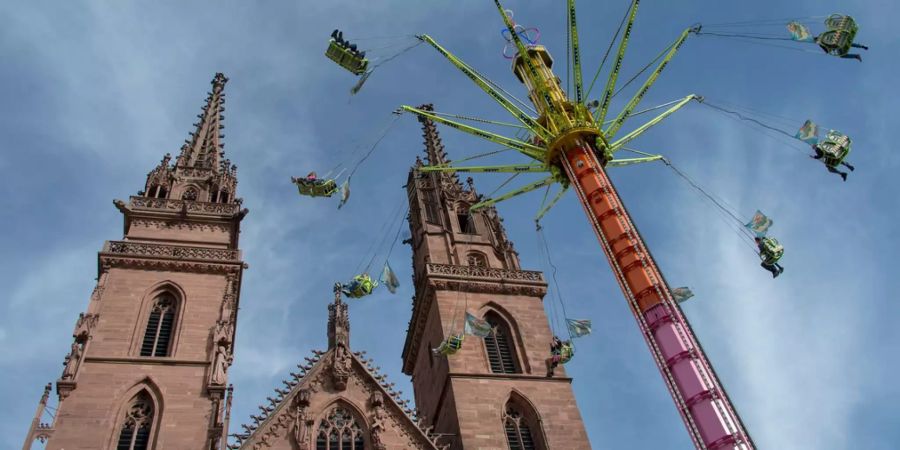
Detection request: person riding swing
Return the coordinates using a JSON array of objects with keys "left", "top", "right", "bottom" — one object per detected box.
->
[{"left": 755, "top": 237, "right": 784, "bottom": 278}]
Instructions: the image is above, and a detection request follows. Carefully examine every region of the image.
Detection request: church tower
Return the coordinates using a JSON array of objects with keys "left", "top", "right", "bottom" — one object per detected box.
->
[
  {"left": 31, "top": 73, "right": 247, "bottom": 450},
  {"left": 402, "top": 105, "right": 591, "bottom": 449}
]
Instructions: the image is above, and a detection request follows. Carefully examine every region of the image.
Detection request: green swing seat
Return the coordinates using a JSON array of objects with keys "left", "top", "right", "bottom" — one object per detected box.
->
[
  {"left": 555, "top": 341, "right": 575, "bottom": 364},
  {"left": 342, "top": 274, "right": 377, "bottom": 299},
  {"left": 295, "top": 178, "right": 339, "bottom": 198},
  {"left": 326, "top": 39, "right": 369, "bottom": 76},
  {"left": 816, "top": 130, "right": 852, "bottom": 167},
  {"left": 817, "top": 15, "right": 859, "bottom": 57},
  {"left": 759, "top": 237, "right": 784, "bottom": 265},
  {"left": 434, "top": 334, "right": 465, "bottom": 356}
]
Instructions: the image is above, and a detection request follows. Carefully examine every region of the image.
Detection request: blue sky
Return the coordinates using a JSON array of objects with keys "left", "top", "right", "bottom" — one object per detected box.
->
[{"left": 2, "top": 1, "right": 898, "bottom": 449}]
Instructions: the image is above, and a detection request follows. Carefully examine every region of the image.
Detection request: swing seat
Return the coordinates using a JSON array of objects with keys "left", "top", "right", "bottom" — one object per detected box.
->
[
  {"left": 342, "top": 274, "right": 377, "bottom": 299},
  {"left": 759, "top": 237, "right": 784, "bottom": 265},
  {"left": 554, "top": 342, "right": 575, "bottom": 364},
  {"left": 326, "top": 39, "right": 369, "bottom": 75},
  {"left": 817, "top": 130, "right": 852, "bottom": 167},
  {"left": 817, "top": 15, "right": 859, "bottom": 56},
  {"left": 295, "top": 178, "right": 339, "bottom": 198},
  {"left": 435, "top": 334, "right": 465, "bottom": 356}
]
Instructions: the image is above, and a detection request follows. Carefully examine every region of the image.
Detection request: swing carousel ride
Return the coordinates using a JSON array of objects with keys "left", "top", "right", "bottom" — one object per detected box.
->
[{"left": 300, "top": 1, "right": 868, "bottom": 449}]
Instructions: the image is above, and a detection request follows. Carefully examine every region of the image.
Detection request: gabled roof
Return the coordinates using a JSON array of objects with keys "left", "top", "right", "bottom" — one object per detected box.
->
[{"left": 229, "top": 287, "right": 446, "bottom": 450}]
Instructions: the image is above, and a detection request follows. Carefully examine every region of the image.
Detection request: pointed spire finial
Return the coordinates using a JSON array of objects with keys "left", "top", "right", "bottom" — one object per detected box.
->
[
  {"left": 177, "top": 73, "right": 229, "bottom": 171},
  {"left": 416, "top": 104, "right": 450, "bottom": 166},
  {"left": 328, "top": 283, "right": 350, "bottom": 349}
]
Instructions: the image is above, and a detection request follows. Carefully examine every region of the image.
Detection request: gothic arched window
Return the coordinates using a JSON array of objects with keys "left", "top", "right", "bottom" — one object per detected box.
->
[
  {"left": 483, "top": 312, "right": 520, "bottom": 374},
  {"left": 457, "top": 210, "right": 476, "bottom": 234},
  {"left": 146, "top": 184, "right": 168, "bottom": 199},
  {"left": 423, "top": 189, "right": 442, "bottom": 224},
  {"left": 504, "top": 401, "right": 544, "bottom": 450},
  {"left": 467, "top": 252, "right": 488, "bottom": 268},
  {"left": 315, "top": 406, "right": 365, "bottom": 450},
  {"left": 181, "top": 188, "right": 198, "bottom": 201},
  {"left": 140, "top": 294, "right": 177, "bottom": 357},
  {"left": 116, "top": 392, "right": 154, "bottom": 450}
]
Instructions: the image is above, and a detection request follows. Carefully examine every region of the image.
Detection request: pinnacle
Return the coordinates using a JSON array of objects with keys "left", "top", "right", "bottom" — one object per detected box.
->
[{"left": 176, "top": 72, "right": 229, "bottom": 172}]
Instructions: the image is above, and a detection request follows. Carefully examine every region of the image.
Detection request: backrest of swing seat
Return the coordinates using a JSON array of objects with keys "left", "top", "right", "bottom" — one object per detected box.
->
[
  {"left": 448, "top": 334, "right": 464, "bottom": 348},
  {"left": 318, "top": 180, "right": 338, "bottom": 195},
  {"left": 821, "top": 133, "right": 851, "bottom": 161},
  {"left": 347, "top": 57, "right": 368, "bottom": 75},
  {"left": 325, "top": 40, "right": 346, "bottom": 63},
  {"left": 825, "top": 15, "right": 857, "bottom": 34},
  {"left": 820, "top": 144, "right": 849, "bottom": 164},
  {"left": 762, "top": 238, "right": 782, "bottom": 253},
  {"left": 818, "top": 31, "right": 852, "bottom": 54},
  {"left": 326, "top": 42, "right": 366, "bottom": 74}
]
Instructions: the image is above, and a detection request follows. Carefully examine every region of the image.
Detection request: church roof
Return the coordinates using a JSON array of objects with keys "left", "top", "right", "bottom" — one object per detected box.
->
[{"left": 229, "top": 286, "right": 445, "bottom": 450}]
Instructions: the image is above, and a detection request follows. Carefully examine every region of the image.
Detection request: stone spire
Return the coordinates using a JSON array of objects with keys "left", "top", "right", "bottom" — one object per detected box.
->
[
  {"left": 416, "top": 104, "right": 449, "bottom": 166},
  {"left": 140, "top": 73, "right": 239, "bottom": 203},
  {"left": 177, "top": 73, "right": 228, "bottom": 171},
  {"left": 415, "top": 103, "right": 463, "bottom": 192},
  {"left": 328, "top": 283, "right": 350, "bottom": 350}
]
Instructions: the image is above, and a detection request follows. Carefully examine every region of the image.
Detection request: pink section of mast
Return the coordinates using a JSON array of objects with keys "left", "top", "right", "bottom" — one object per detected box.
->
[{"left": 561, "top": 143, "right": 755, "bottom": 450}]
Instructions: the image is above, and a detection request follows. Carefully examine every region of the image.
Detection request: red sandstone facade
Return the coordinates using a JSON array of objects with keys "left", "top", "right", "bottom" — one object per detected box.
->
[
  {"left": 401, "top": 106, "right": 591, "bottom": 449},
  {"left": 26, "top": 73, "right": 245, "bottom": 450},
  {"left": 23, "top": 77, "right": 591, "bottom": 450}
]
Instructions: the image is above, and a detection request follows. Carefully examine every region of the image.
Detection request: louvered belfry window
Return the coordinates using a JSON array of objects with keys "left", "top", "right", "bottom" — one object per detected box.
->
[
  {"left": 315, "top": 407, "right": 365, "bottom": 450},
  {"left": 423, "top": 189, "right": 442, "bottom": 224},
  {"left": 504, "top": 406, "right": 537, "bottom": 450},
  {"left": 140, "top": 294, "right": 176, "bottom": 357},
  {"left": 116, "top": 392, "right": 153, "bottom": 450},
  {"left": 483, "top": 313, "right": 520, "bottom": 374}
]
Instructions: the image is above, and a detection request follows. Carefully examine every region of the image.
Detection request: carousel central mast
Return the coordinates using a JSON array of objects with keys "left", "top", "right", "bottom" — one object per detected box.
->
[{"left": 503, "top": 7, "right": 755, "bottom": 450}]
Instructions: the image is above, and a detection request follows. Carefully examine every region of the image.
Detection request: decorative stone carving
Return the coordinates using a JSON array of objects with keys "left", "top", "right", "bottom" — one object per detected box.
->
[
  {"left": 104, "top": 240, "right": 240, "bottom": 261},
  {"left": 130, "top": 218, "right": 231, "bottom": 233},
  {"left": 292, "top": 389, "right": 312, "bottom": 449},
  {"left": 430, "top": 279, "right": 546, "bottom": 297},
  {"left": 370, "top": 392, "right": 388, "bottom": 450},
  {"left": 61, "top": 342, "right": 83, "bottom": 380},
  {"left": 72, "top": 313, "right": 98, "bottom": 343},
  {"left": 213, "top": 319, "right": 234, "bottom": 346},
  {"left": 426, "top": 263, "right": 543, "bottom": 282},
  {"left": 129, "top": 196, "right": 241, "bottom": 216},
  {"left": 210, "top": 321, "right": 235, "bottom": 387},
  {"left": 331, "top": 344, "right": 352, "bottom": 392},
  {"left": 98, "top": 255, "right": 241, "bottom": 274},
  {"left": 210, "top": 343, "right": 233, "bottom": 386}
]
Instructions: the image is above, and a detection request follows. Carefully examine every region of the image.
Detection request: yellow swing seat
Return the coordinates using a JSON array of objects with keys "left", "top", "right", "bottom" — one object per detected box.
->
[
  {"left": 434, "top": 334, "right": 465, "bottom": 356},
  {"left": 816, "top": 130, "right": 852, "bottom": 167},
  {"left": 326, "top": 40, "right": 369, "bottom": 76},
  {"left": 759, "top": 237, "right": 784, "bottom": 265},
  {"left": 816, "top": 15, "right": 859, "bottom": 57},
  {"left": 555, "top": 342, "right": 575, "bottom": 364},
  {"left": 295, "top": 178, "right": 339, "bottom": 198},
  {"left": 342, "top": 274, "right": 377, "bottom": 299}
]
